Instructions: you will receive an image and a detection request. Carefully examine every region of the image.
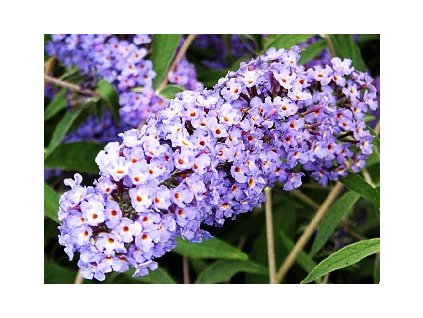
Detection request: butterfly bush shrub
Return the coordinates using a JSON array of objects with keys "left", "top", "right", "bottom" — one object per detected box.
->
[{"left": 56, "top": 45, "right": 378, "bottom": 281}]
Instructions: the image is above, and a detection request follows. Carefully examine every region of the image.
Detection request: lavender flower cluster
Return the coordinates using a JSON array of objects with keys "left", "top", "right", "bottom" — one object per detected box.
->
[
  {"left": 46, "top": 34, "right": 203, "bottom": 130},
  {"left": 58, "top": 46, "right": 378, "bottom": 280}
]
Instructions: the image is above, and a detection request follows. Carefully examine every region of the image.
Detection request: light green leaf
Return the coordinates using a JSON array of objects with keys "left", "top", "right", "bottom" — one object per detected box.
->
[
  {"left": 310, "top": 191, "right": 360, "bottom": 256},
  {"left": 44, "top": 183, "right": 59, "bottom": 223},
  {"left": 44, "top": 89, "right": 67, "bottom": 121},
  {"left": 44, "top": 260, "right": 76, "bottom": 284},
  {"left": 328, "top": 34, "right": 366, "bottom": 71},
  {"left": 125, "top": 267, "right": 176, "bottom": 284},
  {"left": 158, "top": 85, "right": 184, "bottom": 100},
  {"left": 151, "top": 34, "right": 181, "bottom": 89},
  {"left": 44, "top": 102, "right": 93, "bottom": 159},
  {"left": 262, "top": 34, "right": 313, "bottom": 53},
  {"left": 299, "top": 39, "right": 327, "bottom": 65},
  {"left": 196, "top": 260, "right": 268, "bottom": 284},
  {"left": 301, "top": 238, "right": 380, "bottom": 283},
  {"left": 44, "top": 142, "right": 103, "bottom": 174},
  {"left": 341, "top": 174, "right": 380, "bottom": 207},
  {"left": 96, "top": 79, "right": 120, "bottom": 123},
  {"left": 279, "top": 231, "right": 317, "bottom": 274},
  {"left": 173, "top": 237, "right": 248, "bottom": 260}
]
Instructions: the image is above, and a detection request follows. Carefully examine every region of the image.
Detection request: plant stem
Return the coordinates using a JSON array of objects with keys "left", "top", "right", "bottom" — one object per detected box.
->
[
  {"left": 44, "top": 74, "right": 98, "bottom": 97},
  {"left": 182, "top": 256, "right": 190, "bottom": 284},
  {"left": 74, "top": 270, "right": 84, "bottom": 284},
  {"left": 264, "top": 187, "right": 277, "bottom": 284},
  {"left": 323, "top": 34, "right": 336, "bottom": 57},
  {"left": 156, "top": 34, "right": 197, "bottom": 93},
  {"left": 44, "top": 57, "right": 56, "bottom": 84},
  {"left": 276, "top": 182, "right": 344, "bottom": 283},
  {"left": 291, "top": 190, "right": 319, "bottom": 209}
]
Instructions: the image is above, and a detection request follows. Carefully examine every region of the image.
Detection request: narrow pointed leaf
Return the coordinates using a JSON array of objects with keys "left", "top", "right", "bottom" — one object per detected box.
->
[
  {"left": 44, "top": 89, "right": 67, "bottom": 121},
  {"left": 279, "top": 230, "right": 317, "bottom": 273},
  {"left": 310, "top": 191, "right": 360, "bottom": 256},
  {"left": 44, "top": 142, "right": 103, "bottom": 174},
  {"left": 299, "top": 39, "right": 327, "bottom": 65},
  {"left": 157, "top": 85, "right": 184, "bottom": 100},
  {"left": 262, "top": 34, "right": 313, "bottom": 53},
  {"left": 301, "top": 238, "right": 380, "bottom": 283},
  {"left": 96, "top": 79, "right": 120, "bottom": 123},
  {"left": 151, "top": 34, "right": 181, "bottom": 89},
  {"left": 196, "top": 260, "right": 267, "bottom": 284},
  {"left": 44, "top": 183, "right": 59, "bottom": 223},
  {"left": 44, "top": 102, "right": 93, "bottom": 159},
  {"left": 173, "top": 237, "right": 248, "bottom": 260},
  {"left": 328, "top": 34, "right": 366, "bottom": 71},
  {"left": 341, "top": 173, "right": 380, "bottom": 207}
]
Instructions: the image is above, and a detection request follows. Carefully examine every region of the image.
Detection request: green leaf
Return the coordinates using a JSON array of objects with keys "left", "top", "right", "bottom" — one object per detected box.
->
[
  {"left": 44, "top": 102, "right": 92, "bottom": 159},
  {"left": 44, "top": 142, "right": 103, "bottom": 174},
  {"left": 246, "top": 196, "right": 297, "bottom": 283},
  {"left": 44, "top": 260, "right": 76, "bottom": 284},
  {"left": 341, "top": 173, "right": 380, "bottom": 207},
  {"left": 44, "top": 183, "right": 59, "bottom": 223},
  {"left": 279, "top": 230, "right": 317, "bottom": 273},
  {"left": 151, "top": 34, "right": 182, "bottom": 89},
  {"left": 124, "top": 267, "right": 176, "bottom": 284},
  {"left": 96, "top": 79, "right": 120, "bottom": 123},
  {"left": 196, "top": 260, "right": 268, "bottom": 284},
  {"left": 197, "top": 69, "right": 228, "bottom": 88},
  {"left": 328, "top": 34, "right": 366, "bottom": 71},
  {"left": 158, "top": 85, "right": 184, "bottom": 100},
  {"left": 301, "top": 238, "right": 380, "bottom": 284},
  {"left": 262, "top": 34, "right": 313, "bottom": 53},
  {"left": 299, "top": 39, "right": 327, "bottom": 65},
  {"left": 173, "top": 237, "right": 248, "bottom": 260},
  {"left": 310, "top": 191, "right": 360, "bottom": 256},
  {"left": 44, "top": 89, "right": 67, "bottom": 121}
]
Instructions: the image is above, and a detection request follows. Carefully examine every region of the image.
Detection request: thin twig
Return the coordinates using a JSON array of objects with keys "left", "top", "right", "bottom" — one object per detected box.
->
[
  {"left": 74, "top": 270, "right": 84, "bottom": 284},
  {"left": 374, "top": 122, "right": 380, "bottom": 135},
  {"left": 276, "top": 182, "right": 344, "bottom": 283},
  {"left": 44, "top": 74, "right": 98, "bottom": 97},
  {"left": 264, "top": 187, "right": 277, "bottom": 284},
  {"left": 182, "top": 256, "right": 190, "bottom": 284},
  {"left": 237, "top": 236, "right": 247, "bottom": 250},
  {"left": 291, "top": 190, "right": 319, "bottom": 209},
  {"left": 44, "top": 57, "right": 56, "bottom": 84},
  {"left": 156, "top": 34, "right": 197, "bottom": 93}
]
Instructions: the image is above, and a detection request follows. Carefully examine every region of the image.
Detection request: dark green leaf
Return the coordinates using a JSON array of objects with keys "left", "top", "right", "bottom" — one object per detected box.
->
[
  {"left": 96, "top": 79, "right": 120, "bottom": 123},
  {"left": 197, "top": 69, "right": 228, "bottom": 88},
  {"left": 151, "top": 34, "right": 181, "bottom": 89},
  {"left": 310, "top": 191, "right": 360, "bottom": 256},
  {"left": 124, "top": 267, "right": 176, "bottom": 284},
  {"left": 44, "top": 142, "right": 103, "bottom": 174},
  {"left": 374, "top": 253, "right": 380, "bottom": 283},
  {"left": 158, "top": 85, "right": 184, "bottom": 100},
  {"left": 341, "top": 173, "right": 380, "bottom": 207},
  {"left": 44, "top": 102, "right": 93, "bottom": 159},
  {"left": 44, "top": 260, "right": 76, "bottom": 284},
  {"left": 246, "top": 196, "right": 297, "bottom": 283},
  {"left": 44, "top": 89, "right": 67, "bottom": 121},
  {"left": 262, "top": 34, "right": 313, "bottom": 53},
  {"left": 279, "top": 230, "right": 317, "bottom": 273},
  {"left": 44, "top": 183, "right": 59, "bottom": 223},
  {"left": 173, "top": 237, "right": 248, "bottom": 260},
  {"left": 301, "top": 238, "right": 380, "bottom": 283},
  {"left": 299, "top": 39, "right": 327, "bottom": 65},
  {"left": 328, "top": 34, "right": 366, "bottom": 71},
  {"left": 196, "top": 260, "right": 268, "bottom": 284}
]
